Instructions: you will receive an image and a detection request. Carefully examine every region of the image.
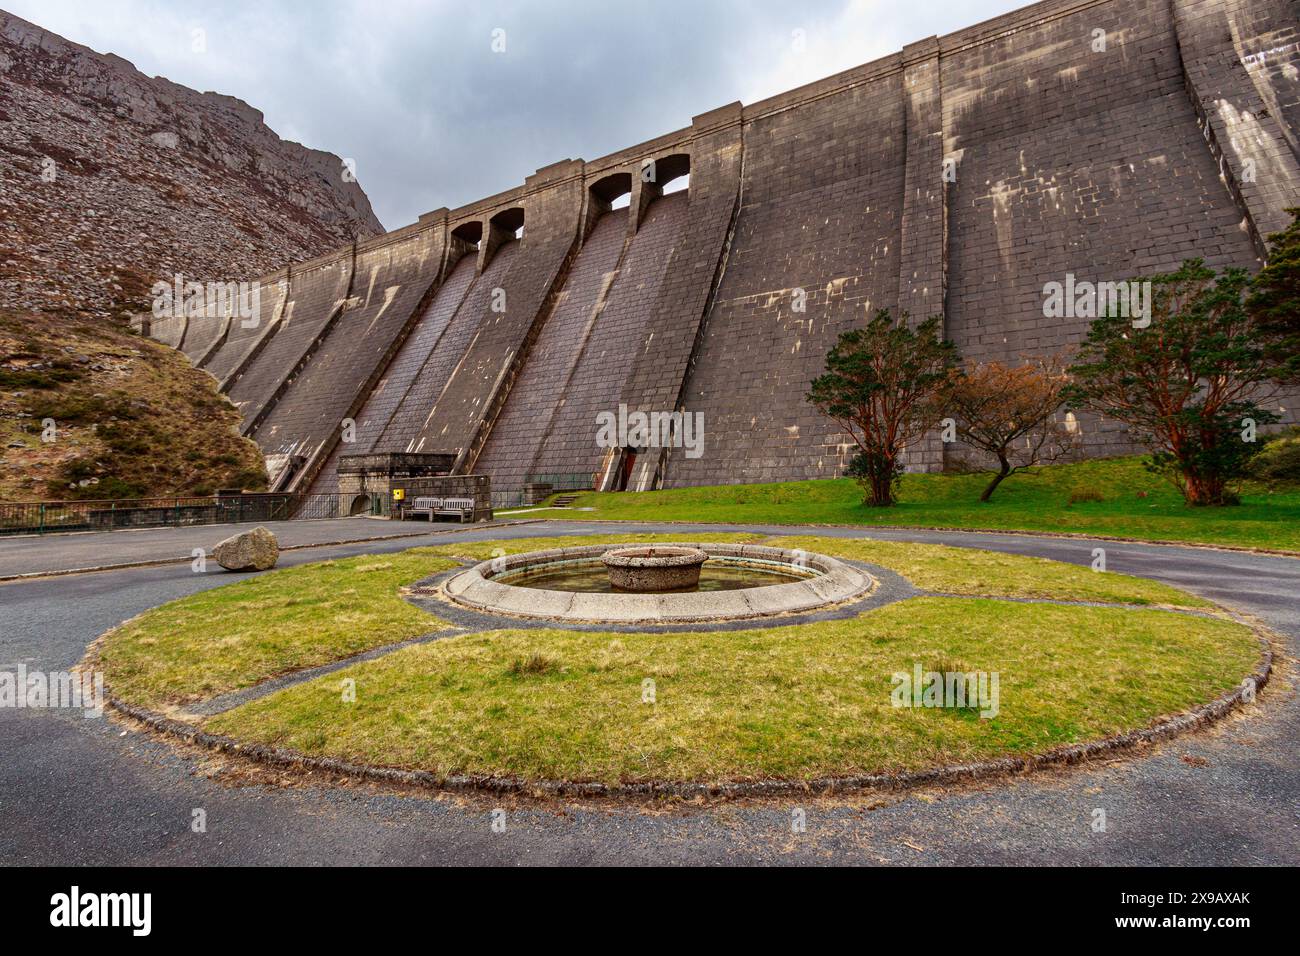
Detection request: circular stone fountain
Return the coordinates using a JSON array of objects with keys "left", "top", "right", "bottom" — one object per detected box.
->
[
  {"left": 438, "top": 542, "right": 873, "bottom": 625},
  {"left": 601, "top": 545, "right": 709, "bottom": 592}
]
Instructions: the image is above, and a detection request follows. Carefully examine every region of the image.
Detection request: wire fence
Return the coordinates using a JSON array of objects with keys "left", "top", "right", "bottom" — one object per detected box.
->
[
  {"left": 491, "top": 490, "right": 528, "bottom": 510},
  {"left": 0, "top": 492, "right": 390, "bottom": 537}
]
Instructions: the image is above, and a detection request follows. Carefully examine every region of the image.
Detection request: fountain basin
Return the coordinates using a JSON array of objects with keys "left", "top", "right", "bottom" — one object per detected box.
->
[
  {"left": 601, "top": 546, "right": 709, "bottom": 592},
  {"left": 437, "top": 542, "right": 873, "bottom": 625}
]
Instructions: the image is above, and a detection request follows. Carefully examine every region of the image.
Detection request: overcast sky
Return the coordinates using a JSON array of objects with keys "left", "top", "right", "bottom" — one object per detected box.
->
[{"left": 7, "top": 0, "right": 1024, "bottom": 230}]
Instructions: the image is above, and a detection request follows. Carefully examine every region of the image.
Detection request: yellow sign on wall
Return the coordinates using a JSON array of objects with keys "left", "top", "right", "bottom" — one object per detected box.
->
[{"left": 392, "top": 488, "right": 405, "bottom": 501}]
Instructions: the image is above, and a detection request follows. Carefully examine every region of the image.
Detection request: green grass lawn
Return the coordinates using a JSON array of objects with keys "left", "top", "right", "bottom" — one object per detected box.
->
[
  {"left": 543, "top": 457, "right": 1300, "bottom": 551},
  {"left": 100, "top": 533, "right": 1258, "bottom": 785},
  {"left": 98, "top": 534, "right": 766, "bottom": 709},
  {"left": 206, "top": 598, "right": 1259, "bottom": 785},
  {"left": 99, "top": 552, "right": 459, "bottom": 709},
  {"left": 769, "top": 535, "right": 1210, "bottom": 607},
  {"left": 98, "top": 533, "right": 1217, "bottom": 712},
  {"left": 422, "top": 533, "right": 1210, "bottom": 607}
]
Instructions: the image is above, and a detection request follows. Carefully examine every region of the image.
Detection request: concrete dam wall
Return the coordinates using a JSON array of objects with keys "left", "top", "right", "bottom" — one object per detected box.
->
[{"left": 148, "top": 0, "right": 1300, "bottom": 496}]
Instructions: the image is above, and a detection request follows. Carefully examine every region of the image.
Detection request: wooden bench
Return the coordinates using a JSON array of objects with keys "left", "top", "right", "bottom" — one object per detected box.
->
[{"left": 406, "top": 496, "right": 477, "bottom": 522}]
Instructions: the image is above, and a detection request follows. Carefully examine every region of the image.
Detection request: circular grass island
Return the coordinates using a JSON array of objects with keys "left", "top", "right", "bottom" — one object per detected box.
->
[{"left": 91, "top": 533, "right": 1270, "bottom": 796}]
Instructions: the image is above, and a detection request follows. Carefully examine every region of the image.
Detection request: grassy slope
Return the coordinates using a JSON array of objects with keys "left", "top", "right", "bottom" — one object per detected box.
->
[
  {"left": 0, "top": 310, "right": 267, "bottom": 500},
  {"left": 547, "top": 457, "right": 1300, "bottom": 551},
  {"left": 207, "top": 599, "right": 1258, "bottom": 784},
  {"left": 102, "top": 533, "right": 1212, "bottom": 710}
]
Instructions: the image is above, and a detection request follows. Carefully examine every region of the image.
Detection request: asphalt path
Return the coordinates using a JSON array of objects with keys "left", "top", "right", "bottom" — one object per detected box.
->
[
  {"left": 2, "top": 520, "right": 1296, "bottom": 865},
  {"left": 0, "top": 516, "right": 512, "bottom": 579}
]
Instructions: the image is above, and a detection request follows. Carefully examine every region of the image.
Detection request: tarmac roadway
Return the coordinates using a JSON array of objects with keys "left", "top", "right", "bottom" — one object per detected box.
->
[{"left": 1, "top": 517, "right": 1297, "bottom": 865}]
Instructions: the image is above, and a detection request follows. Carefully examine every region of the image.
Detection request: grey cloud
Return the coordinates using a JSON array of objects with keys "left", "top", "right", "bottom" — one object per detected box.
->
[{"left": 7, "top": 0, "right": 1022, "bottom": 230}]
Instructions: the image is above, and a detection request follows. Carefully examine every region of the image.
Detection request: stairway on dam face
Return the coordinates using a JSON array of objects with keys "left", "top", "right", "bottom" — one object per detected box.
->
[
  {"left": 477, "top": 192, "right": 689, "bottom": 492},
  {"left": 381, "top": 240, "right": 520, "bottom": 458},
  {"left": 200, "top": 274, "right": 289, "bottom": 386},
  {"left": 306, "top": 253, "right": 478, "bottom": 496},
  {"left": 470, "top": 207, "right": 629, "bottom": 491},
  {"left": 178, "top": 306, "right": 228, "bottom": 366},
  {"left": 291, "top": 237, "right": 520, "bottom": 497},
  {"left": 225, "top": 255, "right": 354, "bottom": 422},
  {"left": 252, "top": 229, "right": 444, "bottom": 489}
]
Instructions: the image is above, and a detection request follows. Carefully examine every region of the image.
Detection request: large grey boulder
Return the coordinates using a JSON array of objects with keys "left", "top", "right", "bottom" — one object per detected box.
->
[{"left": 213, "top": 526, "right": 279, "bottom": 571}]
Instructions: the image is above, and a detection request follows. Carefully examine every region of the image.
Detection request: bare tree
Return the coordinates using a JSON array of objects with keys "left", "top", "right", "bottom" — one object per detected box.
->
[{"left": 945, "top": 358, "right": 1077, "bottom": 502}]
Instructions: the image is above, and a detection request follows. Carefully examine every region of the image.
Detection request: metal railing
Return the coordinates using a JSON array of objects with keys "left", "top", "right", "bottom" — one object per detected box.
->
[
  {"left": 488, "top": 473, "right": 598, "bottom": 511},
  {"left": 0, "top": 492, "right": 389, "bottom": 536},
  {"left": 524, "top": 472, "right": 596, "bottom": 491}
]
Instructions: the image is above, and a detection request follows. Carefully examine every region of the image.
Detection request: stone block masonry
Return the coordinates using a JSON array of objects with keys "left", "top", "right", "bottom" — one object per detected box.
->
[
  {"left": 389, "top": 475, "right": 493, "bottom": 524},
  {"left": 224, "top": 250, "right": 354, "bottom": 431},
  {"left": 473, "top": 205, "right": 630, "bottom": 491},
  {"left": 665, "top": 72, "right": 904, "bottom": 488},
  {"left": 201, "top": 268, "right": 290, "bottom": 387},
  {"left": 414, "top": 161, "right": 587, "bottom": 473},
  {"left": 618, "top": 106, "right": 744, "bottom": 492},
  {"left": 306, "top": 252, "right": 479, "bottom": 496},
  {"left": 385, "top": 241, "right": 521, "bottom": 456},
  {"left": 521, "top": 193, "right": 690, "bottom": 489},
  {"left": 251, "top": 218, "right": 447, "bottom": 492},
  {"left": 336, "top": 452, "right": 460, "bottom": 515},
  {"left": 150, "top": 0, "right": 1300, "bottom": 495}
]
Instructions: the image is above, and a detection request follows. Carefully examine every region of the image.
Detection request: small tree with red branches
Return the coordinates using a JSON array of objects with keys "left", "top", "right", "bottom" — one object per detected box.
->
[{"left": 946, "top": 358, "right": 1078, "bottom": 502}]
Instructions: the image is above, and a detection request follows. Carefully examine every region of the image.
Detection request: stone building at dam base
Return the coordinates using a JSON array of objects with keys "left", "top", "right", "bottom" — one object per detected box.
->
[{"left": 140, "top": 0, "right": 1300, "bottom": 503}]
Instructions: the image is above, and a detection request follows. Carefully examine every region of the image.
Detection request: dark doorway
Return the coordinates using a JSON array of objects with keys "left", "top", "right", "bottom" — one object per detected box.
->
[{"left": 614, "top": 448, "right": 638, "bottom": 492}]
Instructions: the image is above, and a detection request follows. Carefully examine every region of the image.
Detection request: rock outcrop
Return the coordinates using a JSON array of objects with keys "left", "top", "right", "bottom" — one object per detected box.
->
[
  {"left": 0, "top": 10, "right": 384, "bottom": 500},
  {"left": 0, "top": 9, "right": 384, "bottom": 320}
]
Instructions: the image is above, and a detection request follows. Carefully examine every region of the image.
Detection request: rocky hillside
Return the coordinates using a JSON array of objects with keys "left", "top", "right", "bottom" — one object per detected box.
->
[{"left": 0, "top": 10, "right": 384, "bottom": 501}]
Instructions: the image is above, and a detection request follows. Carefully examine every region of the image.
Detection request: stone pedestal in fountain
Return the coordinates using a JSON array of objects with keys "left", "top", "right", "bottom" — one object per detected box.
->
[{"left": 601, "top": 546, "right": 708, "bottom": 592}]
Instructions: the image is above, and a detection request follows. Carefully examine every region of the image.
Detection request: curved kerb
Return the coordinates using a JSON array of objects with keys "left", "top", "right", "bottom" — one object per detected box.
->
[
  {"left": 106, "top": 635, "right": 1272, "bottom": 801},
  {"left": 434, "top": 542, "right": 873, "bottom": 625}
]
